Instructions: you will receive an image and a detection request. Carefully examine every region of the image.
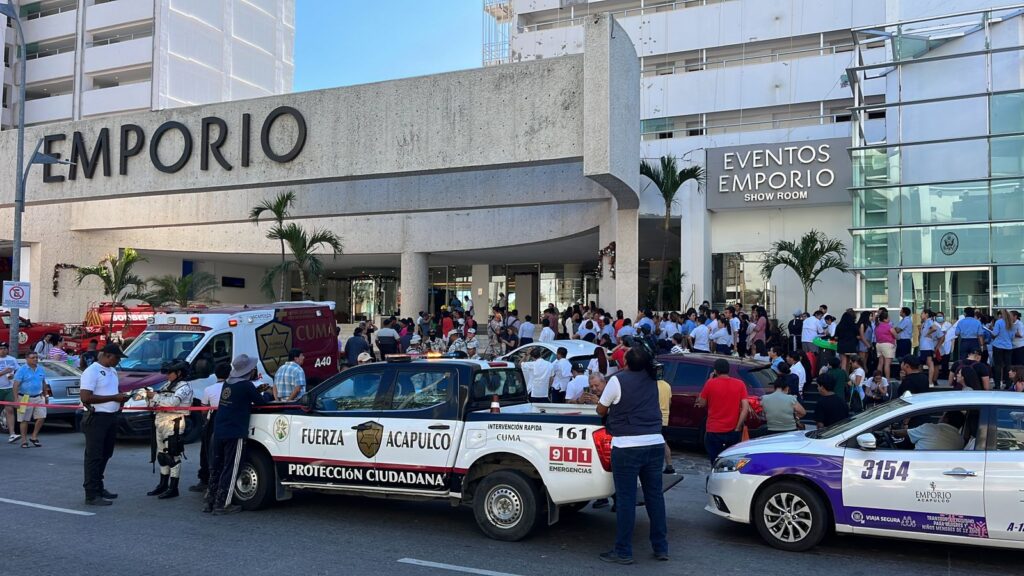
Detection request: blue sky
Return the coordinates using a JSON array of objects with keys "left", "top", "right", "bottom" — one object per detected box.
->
[{"left": 294, "top": 1, "right": 483, "bottom": 91}]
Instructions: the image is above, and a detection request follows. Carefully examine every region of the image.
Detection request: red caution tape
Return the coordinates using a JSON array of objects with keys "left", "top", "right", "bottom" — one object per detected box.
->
[{"left": 0, "top": 400, "right": 302, "bottom": 412}]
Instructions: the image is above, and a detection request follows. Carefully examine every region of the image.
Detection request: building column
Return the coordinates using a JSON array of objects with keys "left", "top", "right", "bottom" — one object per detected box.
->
[
  {"left": 680, "top": 180, "right": 710, "bottom": 310},
  {"left": 471, "top": 264, "right": 489, "bottom": 320},
  {"left": 615, "top": 208, "right": 639, "bottom": 315},
  {"left": 599, "top": 209, "right": 617, "bottom": 311},
  {"left": 400, "top": 251, "right": 429, "bottom": 318}
]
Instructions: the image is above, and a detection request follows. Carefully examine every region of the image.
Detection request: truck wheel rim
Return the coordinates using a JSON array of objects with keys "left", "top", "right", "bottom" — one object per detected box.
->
[
  {"left": 235, "top": 463, "right": 258, "bottom": 501},
  {"left": 763, "top": 492, "right": 812, "bottom": 543},
  {"left": 485, "top": 485, "right": 523, "bottom": 529}
]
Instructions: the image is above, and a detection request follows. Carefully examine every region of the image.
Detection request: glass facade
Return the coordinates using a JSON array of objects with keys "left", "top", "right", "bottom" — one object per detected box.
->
[{"left": 849, "top": 7, "right": 1024, "bottom": 313}]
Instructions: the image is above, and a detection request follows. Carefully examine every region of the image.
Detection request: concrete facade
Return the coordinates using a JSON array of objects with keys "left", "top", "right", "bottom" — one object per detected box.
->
[{"left": 0, "top": 15, "right": 640, "bottom": 323}]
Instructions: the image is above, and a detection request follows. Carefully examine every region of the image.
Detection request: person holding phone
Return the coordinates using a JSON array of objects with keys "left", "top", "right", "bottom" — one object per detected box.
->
[
  {"left": 565, "top": 364, "right": 590, "bottom": 403},
  {"left": 80, "top": 344, "right": 132, "bottom": 506}
]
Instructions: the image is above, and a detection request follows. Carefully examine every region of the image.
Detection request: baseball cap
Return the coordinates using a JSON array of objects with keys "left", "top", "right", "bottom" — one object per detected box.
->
[
  {"left": 101, "top": 344, "right": 125, "bottom": 357},
  {"left": 357, "top": 352, "right": 373, "bottom": 363},
  {"left": 468, "top": 328, "right": 476, "bottom": 334},
  {"left": 410, "top": 334, "right": 422, "bottom": 344},
  {"left": 0, "top": 342, "right": 8, "bottom": 348}
]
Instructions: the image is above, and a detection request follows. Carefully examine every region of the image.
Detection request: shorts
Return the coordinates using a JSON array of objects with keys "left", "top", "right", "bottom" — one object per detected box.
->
[
  {"left": 896, "top": 339, "right": 912, "bottom": 358},
  {"left": 877, "top": 342, "right": 896, "bottom": 360},
  {"left": 919, "top": 349, "right": 934, "bottom": 363},
  {"left": 17, "top": 395, "right": 45, "bottom": 422},
  {"left": 0, "top": 388, "right": 13, "bottom": 403}
]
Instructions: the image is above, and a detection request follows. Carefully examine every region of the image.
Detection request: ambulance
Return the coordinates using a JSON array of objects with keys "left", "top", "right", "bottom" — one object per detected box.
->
[{"left": 113, "top": 302, "right": 339, "bottom": 440}]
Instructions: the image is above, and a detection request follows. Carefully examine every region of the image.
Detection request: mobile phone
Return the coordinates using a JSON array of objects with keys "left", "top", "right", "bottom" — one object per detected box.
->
[{"left": 583, "top": 386, "right": 591, "bottom": 395}]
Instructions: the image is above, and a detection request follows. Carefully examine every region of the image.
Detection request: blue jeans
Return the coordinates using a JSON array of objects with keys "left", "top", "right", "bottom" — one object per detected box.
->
[
  {"left": 610, "top": 444, "right": 668, "bottom": 559},
  {"left": 704, "top": 430, "right": 742, "bottom": 464}
]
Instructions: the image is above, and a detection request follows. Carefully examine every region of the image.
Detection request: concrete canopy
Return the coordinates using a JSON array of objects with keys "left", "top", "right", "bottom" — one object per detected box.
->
[{"left": 0, "top": 15, "right": 640, "bottom": 322}]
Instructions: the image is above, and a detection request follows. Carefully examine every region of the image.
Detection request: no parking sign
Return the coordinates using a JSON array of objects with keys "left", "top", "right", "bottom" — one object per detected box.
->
[{"left": 2, "top": 281, "right": 31, "bottom": 309}]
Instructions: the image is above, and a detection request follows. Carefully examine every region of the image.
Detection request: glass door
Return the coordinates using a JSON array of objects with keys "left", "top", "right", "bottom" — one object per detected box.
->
[{"left": 901, "top": 268, "right": 990, "bottom": 317}]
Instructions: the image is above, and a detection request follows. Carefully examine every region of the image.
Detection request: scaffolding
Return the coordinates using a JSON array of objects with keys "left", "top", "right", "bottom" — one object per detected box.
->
[{"left": 483, "top": 0, "right": 512, "bottom": 66}]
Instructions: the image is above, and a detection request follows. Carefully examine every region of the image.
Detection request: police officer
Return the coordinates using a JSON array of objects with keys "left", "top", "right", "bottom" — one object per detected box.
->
[{"left": 146, "top": 360, "right": 194, "bottom": 499}]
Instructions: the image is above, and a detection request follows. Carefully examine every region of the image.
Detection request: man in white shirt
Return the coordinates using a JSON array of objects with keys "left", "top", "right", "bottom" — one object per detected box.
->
[
  {"left": 801, "top": 311, "right": 825, "bottom": 353},
  {"left": 896, "top": 411, "right": 965, "bottom": 451},
  {"left": 550, "top": 347, "right": 573, "bottom": 403},
  {"left": 565, "top": 365, "right": 590, "bottom": 403},
  {"left": 689, "top": 322, "right": 711, "bottom": 353},
  {"left": 80, "top": 344, "right": 131, "bottom": 506},
  {"left": 538, "top": 318, "right": 556, "bottom": 343},
  {"left": 786, "top": 351, "right": 807, "bottom": 398},
  {"left": 517, "top": 315, "right": 535, "bottom": 345},
  {"left": 0, "top": 342, "right": 20, "bottom": 444},
  {"left": 523, "top": 349, "right": 553, "bottom": 401}
]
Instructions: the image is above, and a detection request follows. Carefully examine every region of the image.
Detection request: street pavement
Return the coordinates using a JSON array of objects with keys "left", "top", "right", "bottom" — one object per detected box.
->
[{"left": 2, "top": 424, "right": 1018, "bottom": 576}]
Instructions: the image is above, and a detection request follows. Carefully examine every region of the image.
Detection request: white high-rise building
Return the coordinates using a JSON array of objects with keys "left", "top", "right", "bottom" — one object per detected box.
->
[{"left": 1, "top": 0, "right": 294, "bottom": 129}]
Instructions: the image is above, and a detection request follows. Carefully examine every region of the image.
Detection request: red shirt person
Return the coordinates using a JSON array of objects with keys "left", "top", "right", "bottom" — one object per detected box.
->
[{"left": 696, "top": 359, "right": 750, "bottom": 463}]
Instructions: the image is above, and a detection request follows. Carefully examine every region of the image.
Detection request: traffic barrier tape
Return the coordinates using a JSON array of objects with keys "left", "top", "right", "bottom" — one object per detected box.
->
[{"left": 0, "top": 400, "right": 303, "bottom": 412}]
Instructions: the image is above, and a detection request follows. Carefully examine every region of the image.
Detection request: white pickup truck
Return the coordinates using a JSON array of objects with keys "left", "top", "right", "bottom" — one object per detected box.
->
[{"left": 236, "top": 357, "right": 615, "bottom": 540}]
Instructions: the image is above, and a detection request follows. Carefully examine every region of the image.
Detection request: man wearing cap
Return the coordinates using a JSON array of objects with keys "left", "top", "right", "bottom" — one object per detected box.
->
[
  {"left": 356, "top": 352, "right": 374, "bottom": 365},
  {"left": 464, "top": 328, "right": 480, "bottom": 352},
  {"left": 0, "top": 342, "right": 19, "bottom": 444},
  {"left": 406, "top": 334, "right": 424, "bottom": 355},
  {"left": 274, "top": 348, "right": 306, "bottom": 402},
  {"left": 206, "top": 354, "right": 270, "bottom": 515},
  {"left": 80, "top": 344, "right": 131, "bottom": 506}
]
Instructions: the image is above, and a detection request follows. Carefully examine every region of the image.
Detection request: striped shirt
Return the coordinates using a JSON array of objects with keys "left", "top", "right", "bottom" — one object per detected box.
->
[{"left": 274, "top": 361, "right": 306, "bottom": 400}]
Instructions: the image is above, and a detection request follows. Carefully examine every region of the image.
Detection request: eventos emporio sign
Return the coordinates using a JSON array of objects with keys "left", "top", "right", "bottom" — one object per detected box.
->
[
  {"left": 39, "top": 106, "right": 307, "bottom": 183},
  {"left": 705, "top": 138, "right": 852, "bottom": 211}
]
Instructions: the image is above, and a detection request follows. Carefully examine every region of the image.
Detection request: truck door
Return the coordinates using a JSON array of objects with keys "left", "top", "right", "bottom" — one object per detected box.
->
[
  {"left": 278, "top": 368, "right": 392, "bottom": 489},
  {"left": 371, "top": 366, "right": 461, "bottom": 492},
  {"left": 984, "top": 405, "right": 1024, "bottom": 542}
]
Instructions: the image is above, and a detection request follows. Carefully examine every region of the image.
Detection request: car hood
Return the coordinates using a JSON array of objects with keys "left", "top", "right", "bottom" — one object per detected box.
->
[
  {"left": 117, "top": 371, "right": 165, "bottom": 393},
  {"left": 720, "top": 430, "right": 813, "bottom": 458}
]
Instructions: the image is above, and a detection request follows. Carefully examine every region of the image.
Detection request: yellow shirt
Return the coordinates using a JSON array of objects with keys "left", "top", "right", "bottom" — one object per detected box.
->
[{"left": 657, "top": 379, "right": 672, "bottom": 427}]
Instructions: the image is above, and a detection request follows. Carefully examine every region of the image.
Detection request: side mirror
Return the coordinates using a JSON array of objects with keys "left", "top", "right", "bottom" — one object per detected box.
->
[{"left": 856, "top": 433, "right": 877, "bottom": 451}]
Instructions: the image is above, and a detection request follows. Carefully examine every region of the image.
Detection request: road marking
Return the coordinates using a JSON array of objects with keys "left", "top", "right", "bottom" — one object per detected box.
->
[
  {"left": 0, "top": 497, "right": 95, "bottom": 517},
  {"left": 397, "top": 558, "right": 524, "bottom": 576}
]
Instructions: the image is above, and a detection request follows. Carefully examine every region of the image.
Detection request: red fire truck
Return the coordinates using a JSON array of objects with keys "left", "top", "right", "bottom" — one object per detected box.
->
[
  {"left": 0, "top": 311, "right": 67, "bottom": 351},
  {"left": 62, "top": 303, "right": 157, "bottom": 351}
]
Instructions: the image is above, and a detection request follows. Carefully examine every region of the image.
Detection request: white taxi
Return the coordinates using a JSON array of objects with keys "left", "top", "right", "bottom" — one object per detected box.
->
[{"left": 706, "top": 391, "right": 1024, "bottom": 551}]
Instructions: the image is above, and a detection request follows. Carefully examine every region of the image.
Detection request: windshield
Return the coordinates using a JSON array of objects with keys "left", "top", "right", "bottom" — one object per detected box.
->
[
  {"left": 119, "top": 331, "right": 205, "bottom": 372},
  {"left": 807, "top": 399, "right": 910, "bottom": 440},
  {"left": 471, "top": 369, "right": 527, "bottom": 401}
]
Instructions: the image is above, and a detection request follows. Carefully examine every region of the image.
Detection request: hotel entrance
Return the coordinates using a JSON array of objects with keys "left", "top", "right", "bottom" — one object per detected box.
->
[{"left": 901, "top": 268, "right": 991, "bottom": 317}]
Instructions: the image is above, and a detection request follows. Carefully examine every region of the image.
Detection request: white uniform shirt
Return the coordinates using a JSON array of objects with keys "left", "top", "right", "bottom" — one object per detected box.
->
[
  {"left": 202, "top": 381, "right": 225, "bottom": 409},
  {"left": 939, "top": 321, "right": 954, "bottom": 355},
  {"left": 690, "top": 324, "right": 711, "bottom": 351},
  {"left": 0, "top": 355, "right": 18, "bottom": 389},
  {"left": 919, "top": 319, "right": 937, "bottom": 351},
  {"left": 551, "top": 358, "right": 572, "bottom": 392},
  {"left": 80, "top": 362, "right": 121, "bottom": 413},
  {"left": 518, "top": 322, "right": 535, "bottom": 340},
  {"left": 908, "top": 422, "right": 964, "bottom": 451},
  {"left": 565, "top": 374, "right": 589, "bottom": 402},
  {"left": 802, "top": 317, "right": 822, "bottom": 343},
  {"left": 538, "top": 327, "right": 556, "bottom": 342},
  {"left": 789, "top": 361, "right": 807, "bottom": 394},
  {"left": 523, "top": 360, "right": 553, "bottom": 398},
  {"left": 1013, "top": 319, "right": 1024, "bottom": 349},
  {"left": 598, "top": 375, "right": 666, "bottom": 448}
]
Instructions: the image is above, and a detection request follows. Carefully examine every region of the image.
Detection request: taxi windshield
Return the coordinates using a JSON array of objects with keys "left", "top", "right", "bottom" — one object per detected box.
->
[
  {"left": 119, "top": 331, "right": 205, "bottom": 372},
  {"left": 807, "top": 398, "right": 910, "bottom": 440}
]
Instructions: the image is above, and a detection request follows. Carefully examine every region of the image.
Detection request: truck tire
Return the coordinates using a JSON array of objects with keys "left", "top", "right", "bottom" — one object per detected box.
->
[
  {"left": 234, "top": 447, "right": 276, "bottom": 511},
  {"left": 752, "top": 481, "right": 828, "bottom": 552},
  {"left": 472, "top": 470, "right": 542, "bottom": 542}
]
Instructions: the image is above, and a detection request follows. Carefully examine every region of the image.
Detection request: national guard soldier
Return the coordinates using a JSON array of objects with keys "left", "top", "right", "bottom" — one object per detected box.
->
[{"left": 145, "top": 360, "right": 194, "bottom": 499}]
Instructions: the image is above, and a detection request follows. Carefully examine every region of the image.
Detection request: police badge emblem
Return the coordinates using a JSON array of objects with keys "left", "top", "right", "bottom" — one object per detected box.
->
[{"left": 356, "top": 421, "right": 384, "bottom": 458}]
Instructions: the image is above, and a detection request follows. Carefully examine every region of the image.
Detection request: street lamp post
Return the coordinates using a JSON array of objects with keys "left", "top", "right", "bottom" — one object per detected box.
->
[{"left": 1, "top": 2, "right": 27, "bottom": 356}]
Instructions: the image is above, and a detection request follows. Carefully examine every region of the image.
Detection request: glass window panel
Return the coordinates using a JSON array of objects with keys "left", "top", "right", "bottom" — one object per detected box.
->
[
  {"left": 901, "top": 96, "right": 988, "bottom": 142},
  {"left": 994, "top": 266, "right": 1024, "bottom": 309},
  {"left": 903, "top": 140, "right": 989, "bottom": 185},
  {"left": 991, "top": 92, "right": 1024, "bottom": 135},
  {"left": 853, "top": 229, "right": 900, "bottom": 268},
  {"left": 853, "top": 147, "right": 899, "bottom": 187},
  {"left": 992, "top": 222, "right": 1024, "bottom": 264},
  {"left": 899, "top": 181, "right": 989, "bottom": 225},
  {"left": 991, "top": 178, "right": 1024, "bottom": 221},
  {"left": 853, "top": 188, "right": 899, "bottom": 227},
  {"left": 859, "top": 269, "right": 889, "bottom": 309},
  {"left": 991, "top": 135, "right": 1024, "bottom": 178},
  {"left": 900, "top": 224, "right": 989, "bottom": 267},
  {"left": 992, "top": 52, "right": 1023, "bottom": 92},
  {"left": 900, "top": 54, "right": 986, "bottom": 101}
]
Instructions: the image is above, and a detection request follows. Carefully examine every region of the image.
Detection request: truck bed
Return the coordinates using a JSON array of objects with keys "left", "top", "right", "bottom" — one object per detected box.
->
[{"left": 465, "top": 402, "right": 602, "bottom": 425}]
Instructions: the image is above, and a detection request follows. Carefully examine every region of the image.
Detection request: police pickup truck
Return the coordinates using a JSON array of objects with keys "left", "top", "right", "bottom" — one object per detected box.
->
[{"left": 238, "top": 357, "right": 614, "bottom": 541}]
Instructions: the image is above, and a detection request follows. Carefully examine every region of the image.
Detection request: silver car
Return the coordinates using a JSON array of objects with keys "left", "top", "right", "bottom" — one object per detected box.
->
[{"left": 16, "top": 360, "right": 83, "bottom": 429}]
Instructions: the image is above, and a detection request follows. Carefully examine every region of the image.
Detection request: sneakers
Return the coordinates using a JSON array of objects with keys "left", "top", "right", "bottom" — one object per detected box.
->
[
  {"left": 212, "top": 504, "right": 242, "bottom": 516},
  {"left": 653, "top": 552, "right": 670, "bottom": 562},
  {"left": 599, "top": 551, "right": 634, "bottom": 565},
  {"left": 84, "top": 497, "right": 113, "bottom": 507},
  {"left": 663, "top": 466, "right": 677, "bottom": 475},
  {"left": 101, "top": 490, "right": 118, "bottom": 500},
  {"left": 7, "top": 434, "right": 20, "bottom": 444},
  {"left": 201, "top": 501, "right": 214, "bottom": 514}
]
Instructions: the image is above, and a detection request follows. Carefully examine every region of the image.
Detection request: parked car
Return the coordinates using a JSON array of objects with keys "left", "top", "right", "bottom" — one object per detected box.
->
[
  {"left": 499, "top": 340, "right": 600, "bottom": 371},
  {"left": 657, "top": 353, "right": 774, "bottom": 444},
  {"left": 0, "top": 360, "right": 83, "bottom": 432}
]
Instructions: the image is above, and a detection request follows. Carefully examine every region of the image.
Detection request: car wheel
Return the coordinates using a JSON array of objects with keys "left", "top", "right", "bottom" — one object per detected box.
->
[
  {"left": 472, "top": 470, "right": 542, "bottom": 541},
  {"left": 234, "top": 447, "right": 276, "bottom": 511},
  {"left": 753, "top": 481, "right": 828, "bottom": 552}
]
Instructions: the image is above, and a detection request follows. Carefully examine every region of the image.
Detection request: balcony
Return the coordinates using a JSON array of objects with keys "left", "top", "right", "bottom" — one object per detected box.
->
[
  {"left": 24, "top": 50, "right": 74, "bottom": 84},
  {"left": 86, "top": 0, "right": 154, "bottom": 31},
  {"left": 81, "top": 80, "right": 151, "bottom": 117},
  {"left": 24, "top": 92, "right": 72, "bottom": 125},
  {"left": 21, "top": 8, "right": 77, "bottom": 45},
  {"left": 84, "top": 36, "right": 154, "bottom": 74}
]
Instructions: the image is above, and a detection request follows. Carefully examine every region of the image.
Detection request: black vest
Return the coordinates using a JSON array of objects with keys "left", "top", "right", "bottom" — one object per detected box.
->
[{"left": 606, "top": 370, "right": 663, "bottom": 437}]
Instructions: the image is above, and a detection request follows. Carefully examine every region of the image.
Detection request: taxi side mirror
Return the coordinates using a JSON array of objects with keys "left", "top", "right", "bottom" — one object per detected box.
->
[{"left": 856, "top": 433, "right": 877, "bottom": 451}]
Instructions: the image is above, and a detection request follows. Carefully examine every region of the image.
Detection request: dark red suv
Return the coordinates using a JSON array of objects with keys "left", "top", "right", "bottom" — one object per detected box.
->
[{"left": 657, "top": 353, "right": 775, "bottom": 444}]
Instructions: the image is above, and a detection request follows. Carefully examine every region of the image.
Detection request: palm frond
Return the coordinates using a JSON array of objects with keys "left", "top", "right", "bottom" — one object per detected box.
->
[
  {"left": 260, "top": 261, "right": 292, "bottom": 300},
  {"left": 249, "top": 191, "right": 296, "bottom": 225},
  {"left": 760, "top": 230, "right": 851, "bottom": 300}
]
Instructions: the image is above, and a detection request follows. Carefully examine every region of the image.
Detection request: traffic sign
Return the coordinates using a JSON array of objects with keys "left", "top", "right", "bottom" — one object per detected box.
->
[{"left": 2, "top": 281, "right": 31, "bottom": 309}]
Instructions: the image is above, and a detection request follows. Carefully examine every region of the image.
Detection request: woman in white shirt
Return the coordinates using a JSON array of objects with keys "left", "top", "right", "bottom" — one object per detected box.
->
[
  {"left": 865, "top": 370, "right": 889, "bottom": 405},
  {"left": 849, "top": 356, "right": 866, "bottom": 412},
  {"left": 710, "top": 319, "right": 733, "bottom": 355},
  {"left": 689, "top": 322, "right": 711, "bottom": 353}
]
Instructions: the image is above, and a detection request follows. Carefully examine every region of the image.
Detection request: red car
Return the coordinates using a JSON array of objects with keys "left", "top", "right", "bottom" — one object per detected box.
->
[
  {"left": 657, "top": 353, "right": 775, "bottom": 444},
  {"left": 0, "top": 312, "right": 66, "bottom": 352}
]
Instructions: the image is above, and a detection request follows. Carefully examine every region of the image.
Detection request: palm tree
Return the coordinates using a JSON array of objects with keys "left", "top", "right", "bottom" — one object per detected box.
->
[
  {"left": 75, "top": 248, "right": 149, "bottom": 334},
  {"left": 249, "top": 191, "right": 296, "bottom": 301},
  {"left": 759, "top": 230, "right": 850, "bottom": 313},
  {"left": 261, "top": 223, "right": 343, "bottom": 299},
  {"left": 640, "top": 156, "right": 704, "bottom": 311},
  {"left": 147, "top": 272, "right": 220, "bottom": 308}
]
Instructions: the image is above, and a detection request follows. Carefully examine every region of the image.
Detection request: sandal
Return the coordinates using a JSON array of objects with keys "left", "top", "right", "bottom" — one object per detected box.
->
[
  {"left": 20, "top": 443, "right": 29, "bottom": 449},
  {"left": 29, "top": 438, "right": 40, "bottom": 447}
]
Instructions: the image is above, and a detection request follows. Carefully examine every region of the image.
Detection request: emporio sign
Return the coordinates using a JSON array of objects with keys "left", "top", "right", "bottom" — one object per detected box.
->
[
  {"left": 38, "top": 106, "right": 307, "bottom": 183},
  {"left": 705, "top": 137, "right": 852, "bottom": 210}
]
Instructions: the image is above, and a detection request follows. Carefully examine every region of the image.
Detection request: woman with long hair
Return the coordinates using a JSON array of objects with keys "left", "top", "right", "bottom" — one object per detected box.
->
[
  {"left": 711, "top": 318, "right": 733, "bottom": 356},
  {"left": 955, "top": 364, "right": 982, "bottom": 391},
  {"left": 1008, "top": 365, "right": 1024, "bottom": 392},
  {"left": 587, "top": 346, "right": 609, "bottom": 376},
  {"left": 856, "top": 310, "right": 873, "bottom": 369},
  {"left": 747, "top": 306, "right": 768, "bottom": 355},
  {"left": 875, "top": 309, "right": 895, "bottom": 381},
  {"left": 835, "top": 310, "right": 859, "bottom": 371}
]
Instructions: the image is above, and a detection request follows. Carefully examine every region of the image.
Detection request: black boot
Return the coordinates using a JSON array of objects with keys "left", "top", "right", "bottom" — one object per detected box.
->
[
  {"left": 158, "top": 477, "right": 180, "bottom": 499},
  {"left": 147, "top": 474, "right": 169, "bottom": 496}
]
